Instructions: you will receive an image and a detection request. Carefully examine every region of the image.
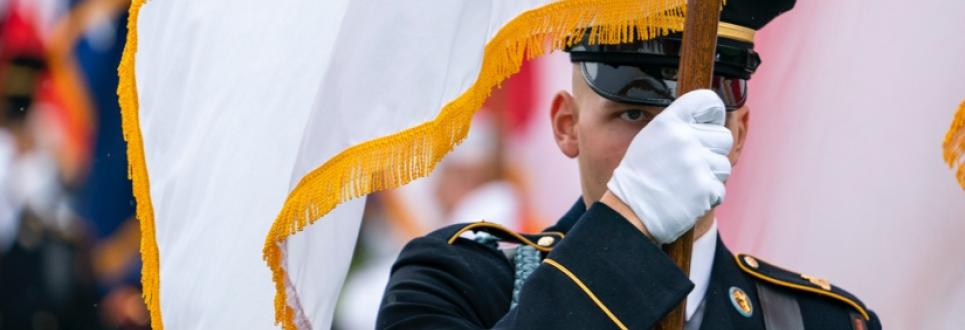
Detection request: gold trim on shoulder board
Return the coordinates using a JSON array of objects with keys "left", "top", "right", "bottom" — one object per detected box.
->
[
  {"left": 718, "top": 22, "right": 756, "bottom": 43},
  {"left": 447, "top": 222, "right": 563, "bottom": 252},
  {"left": 733, "top": 254, "right": 870, "bottom": 320}
]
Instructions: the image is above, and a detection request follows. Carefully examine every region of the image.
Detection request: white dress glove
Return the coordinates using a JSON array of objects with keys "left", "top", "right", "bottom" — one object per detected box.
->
[{"left": 606, "top": 90, "right": 733, "bottom": 244}]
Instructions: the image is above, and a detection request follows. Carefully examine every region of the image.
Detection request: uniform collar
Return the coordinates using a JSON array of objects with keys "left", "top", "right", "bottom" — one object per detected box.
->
[
  {"left": 688, "top": 220, "right": 717, "bottom": 320},
  {"left": 698, "top": 232, "right": 763, "bottom": 329}
]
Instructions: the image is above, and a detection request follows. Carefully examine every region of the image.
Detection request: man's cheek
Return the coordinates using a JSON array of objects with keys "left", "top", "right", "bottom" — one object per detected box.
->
[
  {"left": 600, "top": 148, "right": 625, "bottom": 179},
  {"left": 613, "top": 134, "right": 636, "bottom": 162}
]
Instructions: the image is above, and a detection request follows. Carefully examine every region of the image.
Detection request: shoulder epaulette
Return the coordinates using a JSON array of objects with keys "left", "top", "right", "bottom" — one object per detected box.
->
[
  {"left": 735, "top": 253, "right": 870, "bottom": 320},
  {"left": 446, "top": 221, "right": 564, "bottom": 252}
]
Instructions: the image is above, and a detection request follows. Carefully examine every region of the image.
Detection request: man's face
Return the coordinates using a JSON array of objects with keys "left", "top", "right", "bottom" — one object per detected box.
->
[{"left": 550, "top": 65, "right": 749, "bottom": 204}]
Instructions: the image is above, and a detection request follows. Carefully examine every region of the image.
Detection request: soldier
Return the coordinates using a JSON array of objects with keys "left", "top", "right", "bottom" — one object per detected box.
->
[{"left": 377, "top": 0, "right": 881, "bottom": 328}]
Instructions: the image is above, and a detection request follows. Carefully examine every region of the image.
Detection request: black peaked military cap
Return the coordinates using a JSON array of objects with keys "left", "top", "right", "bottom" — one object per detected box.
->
[{"left": 569, "top": 0, "right": 795, "bottom": 110}]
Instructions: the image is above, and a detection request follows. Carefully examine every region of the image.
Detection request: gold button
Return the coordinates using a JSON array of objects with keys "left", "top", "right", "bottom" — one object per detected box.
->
[
  {"left": 743, "top": 256, "right": 759, "bottom": 269},
  {"left": 537, "top": 236, "right": 555, "bottom": 247}
]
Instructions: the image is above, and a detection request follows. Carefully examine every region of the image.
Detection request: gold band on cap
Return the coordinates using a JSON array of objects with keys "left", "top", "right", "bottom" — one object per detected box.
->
[{"left": 718, "top": 22, "right": 755, "bottom": 43}]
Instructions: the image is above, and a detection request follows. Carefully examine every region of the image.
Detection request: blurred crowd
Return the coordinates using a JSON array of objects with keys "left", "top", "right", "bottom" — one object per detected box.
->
[{"left": 0, "top": 0, "right": 148, "bottom": 329}]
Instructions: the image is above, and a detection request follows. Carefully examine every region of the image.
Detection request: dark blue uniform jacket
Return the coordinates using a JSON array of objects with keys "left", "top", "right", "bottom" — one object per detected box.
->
[{"left": 377, "top": 200, "right": 881, "bottom": 329}]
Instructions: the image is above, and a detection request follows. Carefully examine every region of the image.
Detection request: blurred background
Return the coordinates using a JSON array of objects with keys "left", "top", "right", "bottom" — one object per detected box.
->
[
  {"left": 3, "top": 0, "right": 964, "bottom": 329},
  {"left": 0, "top": 0, "right": 148, "bottom": 328}
]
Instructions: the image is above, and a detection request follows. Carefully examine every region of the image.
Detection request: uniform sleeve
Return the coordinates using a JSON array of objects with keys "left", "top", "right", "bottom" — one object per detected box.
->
[
  {"left": 868, "top": 310, "right": 882, "bottom": 329},
  {"left": 376, "top": 229, "right": 516, "bottom": 329},
  {"left": 376, "top": 202, "right": 694, "bottom": 330}
]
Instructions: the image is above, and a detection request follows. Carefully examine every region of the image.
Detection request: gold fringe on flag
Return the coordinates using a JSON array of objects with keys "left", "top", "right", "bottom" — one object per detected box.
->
[
  {"left": 117, "top": 0, "right": 694, "bottom": 328},
  {"left": 263, "top": 0, "right": 688, "bottom": 328},
  {"left": 117, "top": 0, "right": 163, "bottom": 329},
  {"left": 944, "top": 100, "right": 965, "bottom": 190}
]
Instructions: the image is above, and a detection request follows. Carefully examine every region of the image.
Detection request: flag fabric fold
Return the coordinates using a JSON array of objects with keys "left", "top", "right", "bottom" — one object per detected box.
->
[{"left": 119, "top": 0, "right": 692, "bottom": 328}]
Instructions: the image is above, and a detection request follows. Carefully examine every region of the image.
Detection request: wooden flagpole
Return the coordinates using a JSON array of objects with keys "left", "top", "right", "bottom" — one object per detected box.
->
[{"left": 655, "top": 0, "right": 723, "bottom": 329}]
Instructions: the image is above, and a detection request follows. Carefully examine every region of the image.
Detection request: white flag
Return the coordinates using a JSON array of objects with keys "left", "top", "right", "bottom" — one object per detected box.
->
[{"left": 119, "top": 0, "right": 688, "bottom": 328}]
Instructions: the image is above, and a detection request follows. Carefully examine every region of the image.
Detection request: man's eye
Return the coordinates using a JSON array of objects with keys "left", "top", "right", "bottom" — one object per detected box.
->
[{"left": 620, "top": 110, "right": 647, "bottom": 122}]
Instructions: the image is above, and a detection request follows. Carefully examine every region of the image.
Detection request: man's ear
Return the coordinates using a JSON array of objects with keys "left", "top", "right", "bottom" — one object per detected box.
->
[
  {"left": 550, "top": 90, "right": 579, "bottom": 158},
  {"left": 727, "top": 106, "right": 750, "bottom": 165}
]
